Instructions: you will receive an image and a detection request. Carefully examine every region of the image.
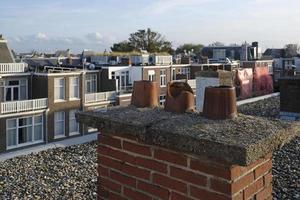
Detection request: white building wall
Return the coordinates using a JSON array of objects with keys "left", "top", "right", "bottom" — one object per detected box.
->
[
  {"left": 196, "top": 77, "right": 219, "bottom": 112},
  {"left": 107, "top": 66, "right": 131, "bottom": 79},
  {"left": 130, "top": 67, "right": 143, "bottom": 83}
]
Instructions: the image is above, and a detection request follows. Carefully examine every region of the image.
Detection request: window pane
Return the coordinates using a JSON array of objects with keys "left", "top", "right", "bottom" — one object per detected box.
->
[
  {"left": 34, "top": 115, "right": 43, "bottom": 124},
  {"left": 55, "top": 122, "right": 64, "bottom": 136},
  {"left": 34, "top": 125, "right": 43, "bottom": 141},
  {"left": 55, "top": 78, "right": 64, "bottom": 100},
  {"left": 58, "top": 79, "right": 64, "bottom": 86},
  {"left": 54, "top": 112, "right": 64, "bottom": 136},
  {"left": 20, "top": 79, "right": 26, "bottom": 86},
  {"left": 69, "top": 110, "right": 76, "bottom": 118},
  {"left": 70, "top": 77, "right": 79, "bottom": 98},
  {"left": 9, "top": 80, "right": 19, "bottom": 86},
  {"left": 59, "top": 87, "right": 64, "bottom": 99},
  {"left": 13, "top": 87, "right": 19, "bottom": 100},
  {"left": 5, "top": 88, "right": 11, "bottom": 101},
  {"left": 69, "top": 119, "right": 78, "bottom": 133},
  {"left": 92, "top": 79, "right": 96, "bottom": 92},
  {"left": 19, "top": 117, "right": 32, "bottom": 126},
  {"left": 72, "top": 77, "right": 78, "bottom": 85},
  {"left": 20, "top": 85, "right": 27, "bottom": 100},
  {"left": 7, "top": 119, "right": 16, "bottom": 128},
  {"left": 19, "top": 126, "right": 32, "bottom": 144},
  {"left": 55, "top": 112, "right": 64, "bottom": 121},
  {"left": 74, "top": 86, "right": 79, "bottom": 97},
  {"left": 86, "top": 82, "right": 91, "bottom": 93},
  {"left": 69, "top": 110, "right": 78, "bottom": 133},
  {"left": 7, "top": 129, "right": 17, "bottom": 146}
]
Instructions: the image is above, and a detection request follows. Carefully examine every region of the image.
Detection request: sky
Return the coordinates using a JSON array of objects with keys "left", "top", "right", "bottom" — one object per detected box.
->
[{"left": 1, "top": 0, "right": 300, "bottom": 53}]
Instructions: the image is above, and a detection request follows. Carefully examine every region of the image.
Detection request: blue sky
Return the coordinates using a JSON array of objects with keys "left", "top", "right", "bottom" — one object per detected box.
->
[{"left": 1, "top": 0, "right": 300, "bottom": 53}]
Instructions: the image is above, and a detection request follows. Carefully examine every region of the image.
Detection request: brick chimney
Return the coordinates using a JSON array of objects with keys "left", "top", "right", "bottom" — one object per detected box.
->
[{"left": 76, "top": 107, "right": 299, "bottom": 200}]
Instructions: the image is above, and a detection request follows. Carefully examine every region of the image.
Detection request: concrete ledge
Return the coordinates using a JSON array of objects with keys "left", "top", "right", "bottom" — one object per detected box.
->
[
  {"left": 237, "top": 92, "right": 280, "bottom": 106},
  {"left": 76, "top": 106, "right": 300, "bottom": 166}
]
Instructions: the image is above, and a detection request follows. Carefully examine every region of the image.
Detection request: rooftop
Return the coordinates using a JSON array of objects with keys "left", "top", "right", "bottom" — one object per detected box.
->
[
  {"left": 0, "top": 40, "right": 14, "bottom": 63},
  {"left": 91, "top": 51, "right": 171, "bottom": 57}
]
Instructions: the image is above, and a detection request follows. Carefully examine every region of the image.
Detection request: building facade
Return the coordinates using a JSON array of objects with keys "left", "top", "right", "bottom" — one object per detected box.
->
[{"left": 0, "top": 39, "right": 117, "bottom": 153}]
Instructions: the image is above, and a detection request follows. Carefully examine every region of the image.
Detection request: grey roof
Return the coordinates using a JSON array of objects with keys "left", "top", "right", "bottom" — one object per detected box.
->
[
  {"left": 201, "top": 46, "right": 242, "bottom": 60},
  {"left": 24, "top": 58, "right": 58, "bottom": 67},
  {"left": 0, "top": 41, "right": 14, "bottom": 63},
  {"left": 54, "top": 49, "right": 70, "bottom": 57},
  {"left": 263, "top": 48, "right": 285, "bottom": 58},
  {"left": 24, "top": 57, "right": 83, "bottom": 68}
]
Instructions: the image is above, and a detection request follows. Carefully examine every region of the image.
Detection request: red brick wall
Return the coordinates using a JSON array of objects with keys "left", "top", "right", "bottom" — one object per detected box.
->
[{"left": 98, "top": 134, "right": 272, "bottom": 200}]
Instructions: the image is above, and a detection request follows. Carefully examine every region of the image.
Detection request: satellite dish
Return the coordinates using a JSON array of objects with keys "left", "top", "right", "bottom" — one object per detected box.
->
[{"left": 89, "top": 64, "right": 95, "bottom": 70}]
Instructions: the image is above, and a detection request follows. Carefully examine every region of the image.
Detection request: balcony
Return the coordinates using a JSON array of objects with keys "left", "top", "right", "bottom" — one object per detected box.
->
[
  {"left": 0, "top": 63, "right": 27, "bottom": 73},
  {"left": 0, "top": 98, "right": 48, "bottom": 114},
  {"left": 85, "top": 91, "right": 117, "bottom": 104}
]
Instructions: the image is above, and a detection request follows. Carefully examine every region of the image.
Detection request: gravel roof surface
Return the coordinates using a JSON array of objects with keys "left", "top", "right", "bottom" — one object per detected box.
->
[
  {"left": 0, "top": 96, "right": 299, "bottom": 199},
  {"left": 239, "top": 96, "right": 300, "bottom": 199},
  {"left": 238, "top": 96, "right": 280, "bottom": 119},
  {"left": 0, "top": 141, "right": 97, "bottom": 199}
]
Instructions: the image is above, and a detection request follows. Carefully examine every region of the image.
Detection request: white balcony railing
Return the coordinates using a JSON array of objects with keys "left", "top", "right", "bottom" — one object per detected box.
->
[
  {"left": 0, "top": 63, "right": 27, "bottom": 73},
  {"left": 0, "top": 98, "right": 48, "bottom": 114},
  {"left": 85, "top": 91, "right": 117, "bottom": 104}
]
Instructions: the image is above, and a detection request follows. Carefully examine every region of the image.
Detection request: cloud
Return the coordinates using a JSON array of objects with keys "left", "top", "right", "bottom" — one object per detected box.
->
[
  {"left": 36, "top": 32, "right": 47, "bottom": 40},
  {"left": 145, "top": 0, "right": 219, "bottom": 15},
  {"left": 7, "top": 32, "right": 116, "bottom": 53},
  {"left": 86, "top": 32, "right": 103, "bottom": 44}
]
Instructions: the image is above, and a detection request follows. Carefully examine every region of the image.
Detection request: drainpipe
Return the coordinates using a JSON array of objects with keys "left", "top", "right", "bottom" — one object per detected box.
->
[
  {"left": 30, "top": 72, "right": 33, "bottom": 100},
  {"left": 45, "top": 108, "right": 50, "bottom": 144},
  {"left": 82, "top": 71, "right": 86, "bottom": 135}
]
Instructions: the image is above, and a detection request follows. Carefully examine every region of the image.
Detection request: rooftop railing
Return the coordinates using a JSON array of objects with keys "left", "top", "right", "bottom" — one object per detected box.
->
[
  {"left": 0, "top": 98, "right": 48, "bottom": 114},
  {"left": 0, "top": 63, "right": 27, "bottom": 73},
  {"left": 85, "top": 91, "right": 117, "bottom": 104}
]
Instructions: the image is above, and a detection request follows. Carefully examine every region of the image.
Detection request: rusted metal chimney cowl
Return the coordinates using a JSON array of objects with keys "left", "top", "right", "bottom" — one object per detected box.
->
[
  {"left": 203, "top": 86, "right": 237, "bottom": 120},
  {"left": 131, "top": 80, "right": 159, "bottom": 108},
  {"left": 164, "top": 82, "right": 195, "bottom": 113}
]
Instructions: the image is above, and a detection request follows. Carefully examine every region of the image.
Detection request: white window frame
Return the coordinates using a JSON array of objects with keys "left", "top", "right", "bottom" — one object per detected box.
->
[
  {"left": 54, "top": 78, "right": 65, "bottom": 102},
  {"left": 6, "top": 115, "right": 44, "bottom": 150},
  {"left": 4, "top": 78, "right": 28, "bottom": 102},
  {"left": 159, "top": 95, "right": 166, "bottom": 106},
  {"left": 148, "top": 70, "right": 155, "bottom": 81},
  {"left": 69, "top": 77, "right": 79, "bottom": 100},
  {"left": 180, "top": 67, "right": 190, "bottom": 79},
  {"left": 33, "top": 115, "right": 43, "bottom": 142},
  {"left": 54, "top": 111, "right": 65, "bottom": 139},
  {"left": 86, "top": 74, "right": 97, "bottom": 93},
  {"left": 160, "top": 69, "right": 167, "bottom": 87},
  {"left": 172, "top": 68, "right": 176, "bottom": 80},
  {"left": 69, "top": 109, "right": 80, "bottom": 136}
]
